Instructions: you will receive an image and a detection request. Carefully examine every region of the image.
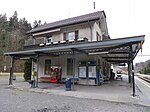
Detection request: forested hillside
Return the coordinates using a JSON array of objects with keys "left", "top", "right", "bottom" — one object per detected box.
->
[
  {"left": 139, "top": 59, "right": 150, "bottom": 74},
  {"left": 0, "top": 11, "right": 32, "bottom": 72}
]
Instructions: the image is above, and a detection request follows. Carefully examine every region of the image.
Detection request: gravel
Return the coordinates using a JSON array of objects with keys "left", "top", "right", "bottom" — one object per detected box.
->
[{"left": 0, "top": 85, "right": 150, "bottom": 112}]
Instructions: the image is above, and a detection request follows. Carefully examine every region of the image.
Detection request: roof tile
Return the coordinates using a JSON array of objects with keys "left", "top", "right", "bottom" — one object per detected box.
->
[{"left": 27, "top": 11, "right": 104, "bottom": 34}]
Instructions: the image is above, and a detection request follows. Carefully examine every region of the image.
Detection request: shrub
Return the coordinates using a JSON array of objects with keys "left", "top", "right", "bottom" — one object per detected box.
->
[{"left": 24, "top": 60, "right": 32, "bottom": 81}]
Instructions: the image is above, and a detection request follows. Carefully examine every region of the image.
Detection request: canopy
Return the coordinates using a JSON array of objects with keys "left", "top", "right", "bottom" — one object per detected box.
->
[{"left": 4, "top": 35, "right": 145, "bottom": 63}]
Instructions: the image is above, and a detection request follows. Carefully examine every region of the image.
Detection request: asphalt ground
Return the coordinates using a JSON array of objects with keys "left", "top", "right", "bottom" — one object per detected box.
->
[{"left": 0, "top": 75, "right": 150, "bottom": 112}]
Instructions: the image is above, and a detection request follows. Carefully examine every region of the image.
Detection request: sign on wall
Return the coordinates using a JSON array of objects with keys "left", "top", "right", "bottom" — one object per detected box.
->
[
  {"left": 79, "top": 66, "right": 86, "bottom": 78},
  {"left": 88, "top": 66, "right": 96, "bottom": 78}
]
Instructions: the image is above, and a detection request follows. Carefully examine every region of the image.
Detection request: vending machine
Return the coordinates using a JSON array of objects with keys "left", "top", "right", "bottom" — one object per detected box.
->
[{"left": 50, "top": 66, "right": 62, "bottom": 83}]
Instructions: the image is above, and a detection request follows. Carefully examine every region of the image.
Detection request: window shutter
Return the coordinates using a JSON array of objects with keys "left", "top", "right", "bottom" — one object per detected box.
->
[
  {"left": 96, "top": 32, "right": 99, "bottom": 41},
  {"left": 75, "top": 30, "right": 78, "bottom": 39},
  {"left": 63, "top": 32, "right": 67, "bottom": 40}
]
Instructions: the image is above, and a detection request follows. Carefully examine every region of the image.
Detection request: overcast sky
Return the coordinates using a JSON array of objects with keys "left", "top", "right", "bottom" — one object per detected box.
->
[{"left": 0, "top": 0, "right": 149, "bottom": 63}]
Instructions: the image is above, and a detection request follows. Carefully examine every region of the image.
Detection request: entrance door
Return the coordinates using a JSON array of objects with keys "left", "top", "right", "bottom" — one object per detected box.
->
[
  {"left": 67, "top": 58, "right": 74, "bottom": 75},
  {"left": 45, "top": 60, "right": 51, "bottom": 75}
]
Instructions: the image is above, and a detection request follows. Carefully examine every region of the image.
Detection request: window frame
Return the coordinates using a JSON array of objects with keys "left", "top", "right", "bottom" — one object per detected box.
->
[
  {"left": 67, "top": 32, "right": 75, "bottom": 40},
  {"left": 44, "top": 60, "right": 51, "bottom": 75},
  {"left": 96, "top": 32, "right": 101, "bottom": 41},
  {"left": 63, "top": 30, "right": 78, "bottom": 41},
  {"left": 47, "top": 36, "right": 53, "bottom": 43},
  {"left": 67, "top": 58, "right": 74, "bottom": 76}
]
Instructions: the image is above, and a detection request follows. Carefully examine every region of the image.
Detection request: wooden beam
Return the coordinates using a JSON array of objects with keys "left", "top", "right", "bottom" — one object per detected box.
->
[
  {"left": 9, "top": 56, "right": 14, "bottom": 85},
  {"left": 34, "top": 51, "right": 59, "bottom": 56},
  {"left": 102, "top": 57, "right": 129, "bottom": 59},
  {"left": 108, "top": 51, "right": 131, "bottom": 54},
  {"left": 106, "top": 60, "right": 128, "bottom": 63},
  {"left": 36, "top": 54, "right": 39, "bottom": 88},
  {"left": 10, "top": 54, "right": 37, "bottom": 58}
]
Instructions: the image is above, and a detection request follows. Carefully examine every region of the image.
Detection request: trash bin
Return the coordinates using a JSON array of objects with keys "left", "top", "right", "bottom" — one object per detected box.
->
[
  {"left": 31, "top": 80, "right": 35, "bottom": 88},
  {"left": 28, "top": 80, "right": 35, "bottom": 88},
  {"left": 65, "top": 78, "right": 71, "bottom": 91}
]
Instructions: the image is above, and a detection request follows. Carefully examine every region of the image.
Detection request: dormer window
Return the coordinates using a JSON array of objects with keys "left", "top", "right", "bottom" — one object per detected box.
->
[{"left": 63, "top": 30, "right": 78, "bottom": 40}]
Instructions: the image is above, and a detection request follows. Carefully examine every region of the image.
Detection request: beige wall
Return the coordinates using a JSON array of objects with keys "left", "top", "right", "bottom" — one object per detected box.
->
[
  {"left": 33, "top": 22, "right": 104, "bottom": 43},
  {"left": 50, "top": 32, "right": 62, "bottom": 42},
  {"left": 92, "top": 22, "right": 102, "bottom": 41},
  {"left": 61, "top": 23, "right": 91, "bottom": 40},
  {"left": 51, "top": 22, "right": 103, "bottom": 42},
  {"left": 36, "top": 54, "right": 111, "bottom": 79},
  {"left": 100, "top": 13, "right": 109, "bottom": 36}
]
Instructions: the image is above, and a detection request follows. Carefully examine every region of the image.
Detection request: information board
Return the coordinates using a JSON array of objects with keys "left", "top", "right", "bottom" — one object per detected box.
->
[
  {"left": 79, "top": 66, "right": 86, "bottom": 78},
  {"left": 88, "top": 66, "right": 96, "bottom": 78}
]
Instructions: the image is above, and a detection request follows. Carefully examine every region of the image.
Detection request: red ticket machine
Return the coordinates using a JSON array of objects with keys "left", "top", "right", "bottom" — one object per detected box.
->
[{"left": 50, "top": 66, "right": 62, "bottom": 83}]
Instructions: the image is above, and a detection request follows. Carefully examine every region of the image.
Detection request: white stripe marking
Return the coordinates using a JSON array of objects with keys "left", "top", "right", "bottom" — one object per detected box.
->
[{"left": 136, "top": 77, "right": 150, "bottom": 88}]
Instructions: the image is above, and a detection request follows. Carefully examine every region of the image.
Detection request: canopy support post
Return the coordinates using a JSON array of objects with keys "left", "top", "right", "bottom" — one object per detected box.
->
[
  {"left": 130, "top": 45, "right": 135, "bottom": 97},
  {"left": 36, "top": 54, "right": 39, "bottom": 88},
  {"left": 9, "top": 56, "right": 14, "bottom": 85}
]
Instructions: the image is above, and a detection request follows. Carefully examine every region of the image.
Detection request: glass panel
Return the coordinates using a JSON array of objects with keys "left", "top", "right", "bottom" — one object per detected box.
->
[
  {"left": 97, "top": 32, "right": 101, "bottom": 41},
  {"left": 67, "top": 58, "right": 74, "bottom": 75},
  {"left": 88, "top": 66, "right": 96, "bottom": 78},
  {"left": 45, "top": 60, "right": 51, "bottom": 75},
  {"left": 79, "top": 66, "right": 86, "bottom": 78},
  {"left": 47, "top": 36, "right": 52, "bottom": 43},
  {"left": 67, "top": 32, "right": 75, "bottom": 40}
]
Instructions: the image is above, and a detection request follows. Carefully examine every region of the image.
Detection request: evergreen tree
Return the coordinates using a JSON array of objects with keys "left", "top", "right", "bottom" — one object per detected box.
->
[
  {"left": 0, "top": 11, "right": 44, "bottom": 72},
  {"left": 0, "top": 11, "right": 32, "bottom": 72},
  {"left": 33, "top": 20, "right": 42, "bottom": 28},
  {"left": 9, "top": 11, "right": 19, "bottom": 31},
  {"left": 24, "top": 60, "right": 32, "bottom": 81}
]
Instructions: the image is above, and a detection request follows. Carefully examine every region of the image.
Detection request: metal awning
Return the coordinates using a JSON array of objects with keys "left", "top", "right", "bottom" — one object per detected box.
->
[{"left": 4, "top": 35, "right": 145, "bottom": 63}]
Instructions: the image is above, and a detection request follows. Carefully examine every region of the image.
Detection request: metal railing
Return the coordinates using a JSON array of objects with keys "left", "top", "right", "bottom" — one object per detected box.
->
[{"left": 24, "top": 37, "right": 89, "bottom": 49}]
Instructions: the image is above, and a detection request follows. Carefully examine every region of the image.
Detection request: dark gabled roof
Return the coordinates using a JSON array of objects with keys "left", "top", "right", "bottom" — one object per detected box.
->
[{"left": 27, "top": 11, "right": 105, "bottom": 34}]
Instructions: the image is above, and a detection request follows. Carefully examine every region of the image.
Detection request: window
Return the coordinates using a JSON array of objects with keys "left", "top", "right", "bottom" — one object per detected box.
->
[
  {"left": 68, "top": 32, "right": 75, "bottom": 40},
  {"left": 47, "top": 36, "right": 52, "bottom": 43},
  {"left": 63, "top": 30, "right": 78, "bottom": 40},
  {"left": 45, "top": 60, "right": 51, "bottom": 75},
  {"left": 96, "top": 32, "right": 101, "bottom": 41},
  {"left": 67, "top": 58, "right": 74, "bottom": 75}
]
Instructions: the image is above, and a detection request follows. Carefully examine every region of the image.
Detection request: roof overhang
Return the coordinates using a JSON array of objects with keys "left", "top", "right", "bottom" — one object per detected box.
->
[
  {"left": 4, "top": 35, "right": 145, "bottom": 63},
  {"left": 26, "top": 11, "right": 104, "bottom": 34},
  {"left": 32, "top": 28, "right": 60, "bottom": 37}
]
